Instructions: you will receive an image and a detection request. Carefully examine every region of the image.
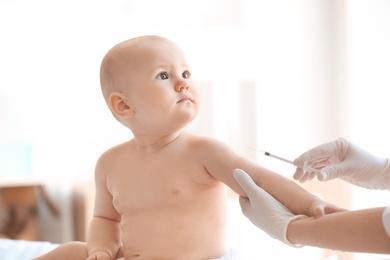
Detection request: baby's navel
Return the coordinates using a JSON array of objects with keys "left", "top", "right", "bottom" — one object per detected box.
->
[{"left": 170, "top": 188, "right": 182, "bottom": 196}]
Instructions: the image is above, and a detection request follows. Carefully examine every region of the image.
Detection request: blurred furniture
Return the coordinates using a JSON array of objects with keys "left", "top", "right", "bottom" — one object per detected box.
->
[
  {"left": 72, "top": 182, "right": 95, "bottom": 241},
  {"left": 0, "top": 184, "right": 60, "bottom": 241}
]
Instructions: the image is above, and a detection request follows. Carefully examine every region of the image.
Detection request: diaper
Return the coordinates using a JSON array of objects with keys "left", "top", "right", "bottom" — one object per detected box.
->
[
  {"left": 115, "top": 248, "right": 240, "bottom": 260},
  {"left": 209, "top": 247, "right": 240, "bottom": 260}
]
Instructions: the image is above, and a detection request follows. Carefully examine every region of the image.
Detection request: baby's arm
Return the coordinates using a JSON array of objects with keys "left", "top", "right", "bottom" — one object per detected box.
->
[
  {"left": 86, "top": 155, "right": 122, "bottom": 260},
  {"left": 199, "top": 137, "right": 342, "bottom": 217}
]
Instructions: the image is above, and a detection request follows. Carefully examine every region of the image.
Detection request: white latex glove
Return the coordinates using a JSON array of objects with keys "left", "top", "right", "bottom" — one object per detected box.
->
[
  {"left": 383, "top": 207, "right": 390, "bottom": 237},
  {"left": 233, "top": 169, "right": 307, "bottom": 247},
  {"left": 293, "top": 138, "right": 390, "bottom": 190}
]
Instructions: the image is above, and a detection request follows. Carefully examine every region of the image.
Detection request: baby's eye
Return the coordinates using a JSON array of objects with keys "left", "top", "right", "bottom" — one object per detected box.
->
[
  {"left": 182, "top": 70, "right": 191, "bottom": 79},
  {"left": 156, "top": 72, "right": 169, "bottom": 80}
]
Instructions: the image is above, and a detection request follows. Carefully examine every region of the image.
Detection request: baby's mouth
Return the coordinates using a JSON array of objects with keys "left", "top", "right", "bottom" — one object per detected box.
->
[{"left": 177, "top": 96, "right": 194, "bottom": 103}]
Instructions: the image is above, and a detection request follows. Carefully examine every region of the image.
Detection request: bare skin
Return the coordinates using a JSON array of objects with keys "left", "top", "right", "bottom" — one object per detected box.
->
[
  {"left": 34, "top": 36, "right": 343, "bottom": 260},
  {"left": 287, "top": 207, "right": 390, "bottom": 253}
]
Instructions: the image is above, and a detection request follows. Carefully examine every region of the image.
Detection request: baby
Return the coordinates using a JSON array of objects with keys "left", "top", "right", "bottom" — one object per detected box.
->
[{"left": 35, "top": 35, "right": 342, "bottom": 260}]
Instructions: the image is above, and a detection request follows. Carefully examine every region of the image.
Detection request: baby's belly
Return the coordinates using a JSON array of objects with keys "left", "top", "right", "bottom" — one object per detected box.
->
[{"left": 120, "top": 207, "right": 227, "bottom": 259}]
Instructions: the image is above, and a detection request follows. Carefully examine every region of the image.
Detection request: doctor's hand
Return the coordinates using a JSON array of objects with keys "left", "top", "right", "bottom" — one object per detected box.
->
[
  {"left": 293, "top": 138, "right": 390, "bottom": 190},
  {"left": 233, "top": 169, "right": 307, "bottom": 247}
]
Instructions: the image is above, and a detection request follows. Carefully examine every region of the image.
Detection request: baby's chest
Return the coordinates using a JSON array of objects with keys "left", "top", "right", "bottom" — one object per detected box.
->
[{"left": 107, "top": 163, "right": 213, "bottom": 215}]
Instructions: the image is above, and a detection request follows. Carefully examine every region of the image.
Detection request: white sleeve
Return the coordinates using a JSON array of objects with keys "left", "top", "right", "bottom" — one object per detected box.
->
[{"left": 382, "top": 207, "right": 390, "bottom": 237}]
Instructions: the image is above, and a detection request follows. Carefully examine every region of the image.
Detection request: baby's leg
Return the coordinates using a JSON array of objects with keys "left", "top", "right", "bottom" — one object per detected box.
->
[{"left": 33, "top": 241, "right": 88, "bottom": 260}]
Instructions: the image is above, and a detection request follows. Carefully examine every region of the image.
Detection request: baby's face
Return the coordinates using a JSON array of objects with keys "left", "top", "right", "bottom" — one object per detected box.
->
[{"left": 116, "top": 37, "right": 201, "bottom": 135}]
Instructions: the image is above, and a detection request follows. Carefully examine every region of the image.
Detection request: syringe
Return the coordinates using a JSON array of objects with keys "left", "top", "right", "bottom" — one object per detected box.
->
[{"left": 249, "top": 147, "right": 318, "bottom": 173}]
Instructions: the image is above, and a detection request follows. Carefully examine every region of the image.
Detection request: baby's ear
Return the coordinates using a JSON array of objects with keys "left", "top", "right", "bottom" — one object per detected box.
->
[{"left": 108, "top": 92, "right": 134, "bottom": 118}]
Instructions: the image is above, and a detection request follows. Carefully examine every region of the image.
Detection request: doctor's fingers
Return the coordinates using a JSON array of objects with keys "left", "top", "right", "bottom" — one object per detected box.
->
[{"left": 233, "top": 169, "right": 260, "bottom": 198}]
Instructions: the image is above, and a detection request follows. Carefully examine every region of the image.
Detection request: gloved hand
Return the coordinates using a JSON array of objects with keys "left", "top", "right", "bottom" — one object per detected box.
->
[
  {"left": 383, "top": 207, "right": 390, "bottom": 237},
  {"left": 233, "top": 169, "right": 307, "bottom": 247},
  {"left": 293, "top": 138, "right": 390, "bottom": 190}
]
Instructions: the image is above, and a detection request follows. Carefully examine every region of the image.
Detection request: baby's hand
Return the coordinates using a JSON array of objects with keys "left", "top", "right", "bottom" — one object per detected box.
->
[
  {"left": 308, "top": 200, "right": 346, "bottom": 218},
  {"left": 86, "top": 251, "right": 111, "bottom": 260}
]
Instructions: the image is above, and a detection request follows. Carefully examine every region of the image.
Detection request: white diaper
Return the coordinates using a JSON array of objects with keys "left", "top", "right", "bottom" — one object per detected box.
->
[
  {"left": 116, "top": 248, "right": 241, "bottom": 260},
  {"left": 209, "top": 248, "right": 240, "bottom": 260}
]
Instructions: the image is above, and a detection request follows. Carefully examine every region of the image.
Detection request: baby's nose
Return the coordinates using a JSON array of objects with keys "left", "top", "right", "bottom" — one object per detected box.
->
[{"left": 175, "top": 79, "right": 189, "bottom": 92}]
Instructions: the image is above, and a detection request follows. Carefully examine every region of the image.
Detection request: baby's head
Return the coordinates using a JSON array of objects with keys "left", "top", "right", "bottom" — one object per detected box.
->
[{"left": 99, "top": 35, "right": 201, "bottom": 135}]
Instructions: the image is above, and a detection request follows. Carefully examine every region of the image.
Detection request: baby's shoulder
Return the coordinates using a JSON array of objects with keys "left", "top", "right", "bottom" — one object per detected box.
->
[
  {"left": 97, "top": 140, "right": 132, "bottom": 163},
  {"left": 184, "top": 132, "right": 231, "bottom": 152}
]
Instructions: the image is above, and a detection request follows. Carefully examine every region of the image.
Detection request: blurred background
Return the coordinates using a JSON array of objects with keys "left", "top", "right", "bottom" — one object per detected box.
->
[{"left": 0, "top": 0, "right": 389, "bottom": 259}]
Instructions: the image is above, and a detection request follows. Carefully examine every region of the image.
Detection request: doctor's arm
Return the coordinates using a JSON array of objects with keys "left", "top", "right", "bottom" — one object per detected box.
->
[
  {"left": 233, "top": 169, "right": 390, "bottom": 253},
  {"left": 287, "top": 207, "right": 390, "bottom": 254}
]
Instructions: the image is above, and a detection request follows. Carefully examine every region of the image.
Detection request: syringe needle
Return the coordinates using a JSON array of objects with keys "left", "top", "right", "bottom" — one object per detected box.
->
[{"left": 249, "top": 147, "right": 318, "bottom": 173}]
